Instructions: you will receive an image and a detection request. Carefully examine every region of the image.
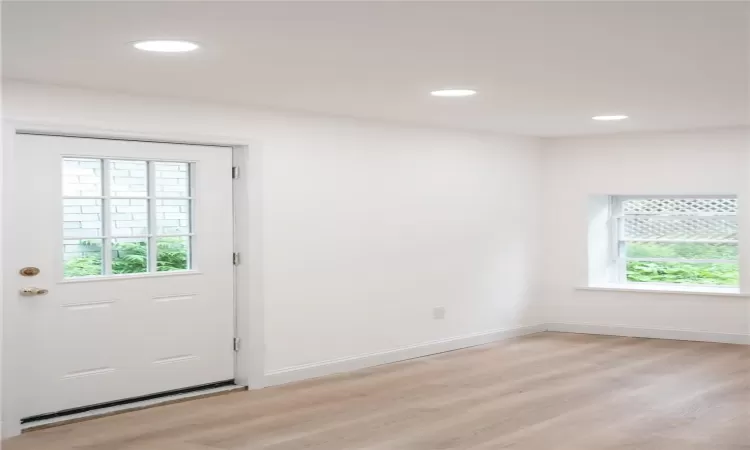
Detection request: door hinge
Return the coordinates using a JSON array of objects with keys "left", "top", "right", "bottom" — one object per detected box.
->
[
  {"left": 233, "top": 252, "right": 240, "bottom": 266},
  {"left": 232, "top": 166, "right": 240, "bottom": 179},
  {"left": 233, "top": 337, "right": 241, "bottom": 352}
]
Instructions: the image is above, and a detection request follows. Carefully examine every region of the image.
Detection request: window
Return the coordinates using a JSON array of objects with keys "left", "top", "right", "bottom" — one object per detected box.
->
[
  {"left": 63, "top": 158, "right": 193, "bottom": 278},
  {"left": 610, "top": 196, "right": 738, "bottom": 287}
]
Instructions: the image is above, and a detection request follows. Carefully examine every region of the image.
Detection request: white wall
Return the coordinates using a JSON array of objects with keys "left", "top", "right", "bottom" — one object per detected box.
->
[
  {"left": 0, "top": 78, "right": 4, "bottom": 447},
  {"left": 540, "top": 129, "right": 750, "bottom": 336},
  {"left": 1, "top": 81, "right": 543, "bottom": 377}
]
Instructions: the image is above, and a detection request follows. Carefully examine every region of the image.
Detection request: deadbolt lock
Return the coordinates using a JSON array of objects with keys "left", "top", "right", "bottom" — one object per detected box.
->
[{"left": 19, "top": 267, "right": 40, "bottom": 277}]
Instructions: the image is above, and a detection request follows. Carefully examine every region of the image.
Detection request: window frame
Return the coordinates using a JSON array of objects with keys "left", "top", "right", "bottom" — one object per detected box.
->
[
  {"left": 609, "top": 194, "right": 739, "bottom": 287},
  {"left": 62, "top": 156, "right": 196, "bottom": 279}
]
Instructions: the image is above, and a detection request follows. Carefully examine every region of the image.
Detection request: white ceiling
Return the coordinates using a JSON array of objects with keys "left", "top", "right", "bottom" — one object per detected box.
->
[{"left": 3, "top": 1, "right": 748, "bottom": 136}]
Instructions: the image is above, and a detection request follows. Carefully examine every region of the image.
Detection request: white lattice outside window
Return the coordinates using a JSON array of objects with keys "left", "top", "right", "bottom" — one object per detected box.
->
[{"left": 610, "top": 196, "right": 739, "bottom": 287}]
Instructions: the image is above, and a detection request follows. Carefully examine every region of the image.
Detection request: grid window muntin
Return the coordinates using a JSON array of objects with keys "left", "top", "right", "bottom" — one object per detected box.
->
[
  {"left": 62, "top": 157, "right": 194, "bottom": 278},
  {"left": 611, "top": 196, "right": 739, "bottom": 287}
]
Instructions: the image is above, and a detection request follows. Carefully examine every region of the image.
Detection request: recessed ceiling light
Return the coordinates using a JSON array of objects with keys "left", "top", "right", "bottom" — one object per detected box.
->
[
  {"left": 431, "top": 89, "right": 477, "bottom": 97},
  {"left": 133, "top": 40, "right": 199, "bottom": 53},
  {"left": 592, "top": 115, "right": 629, "bottom": 121}
]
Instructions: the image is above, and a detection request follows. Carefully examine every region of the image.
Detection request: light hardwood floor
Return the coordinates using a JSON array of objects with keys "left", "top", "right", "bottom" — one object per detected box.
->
[{"left": 4, "top": 332, "right": 749, "bottom": 449}]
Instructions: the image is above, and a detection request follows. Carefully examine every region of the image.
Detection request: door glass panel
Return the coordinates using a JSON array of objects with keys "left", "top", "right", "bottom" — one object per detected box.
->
[
  {"left": 157, "top": 237, "right": 190, "bottom": 271},
  {"left": 109, "top": 160, "right": 147, "bottom": 197},
  {"left": 63, "top": 199, "right": 102, "bottom": 237},
  {"left": 111, "top": 199, "right": 149, "bottom": 236},
  {"left": 154, "top": 162, "right": 190, "bottom": 197},
  {"left": 63, "top": 239, "right": 103, "bottom": 277},
  {"left": 61, "top": 158, "right": 195, "bottom": 278},
  {"left": 156, "top": 199, "right": 191, "bottom": 234},
  {"left": 111, "top": 238, "right": 149, "bottom": 274},
  {"left": 63, "top": 158, "right": 102, "bottom": 196}
]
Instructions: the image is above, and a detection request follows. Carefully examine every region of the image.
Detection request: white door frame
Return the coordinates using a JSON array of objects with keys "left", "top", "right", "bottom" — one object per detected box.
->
[{"left": 1, "top": 120, "right": 265, "bottom": 439}]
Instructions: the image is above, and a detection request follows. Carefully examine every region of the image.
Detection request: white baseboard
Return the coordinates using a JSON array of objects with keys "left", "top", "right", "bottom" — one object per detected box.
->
[
  {"left": 265, "top": 322, "right": 749, "bottom": 387},
  {"left": 264, "top": 324, "right": 547, "bottom": 387},
  {"left": 546, "top": 322, "right": 750, "bottom": 345}
]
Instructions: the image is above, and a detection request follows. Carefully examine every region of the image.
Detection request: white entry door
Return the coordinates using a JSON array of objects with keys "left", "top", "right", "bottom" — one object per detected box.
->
[{"left": 8, "top": 133, "right": 235, "bottom": 419}]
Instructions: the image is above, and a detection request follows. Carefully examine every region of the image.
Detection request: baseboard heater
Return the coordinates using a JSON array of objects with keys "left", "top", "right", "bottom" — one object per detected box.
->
[{"left": 21, "top": 379, "right": 236, "bottom": 424}]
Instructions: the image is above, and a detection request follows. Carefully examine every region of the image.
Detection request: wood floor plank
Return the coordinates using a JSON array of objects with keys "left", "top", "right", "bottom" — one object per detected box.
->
[{"left": 4, "top": 333, "right": 748, "bottom": 450}]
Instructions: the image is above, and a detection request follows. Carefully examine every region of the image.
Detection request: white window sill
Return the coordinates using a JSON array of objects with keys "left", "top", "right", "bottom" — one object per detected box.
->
[
  {"left": 59, "top": 270, "right": 201, "bottom": 284},
  {"left": 577, "top": 284, "right": 748, "bottom": 297}
]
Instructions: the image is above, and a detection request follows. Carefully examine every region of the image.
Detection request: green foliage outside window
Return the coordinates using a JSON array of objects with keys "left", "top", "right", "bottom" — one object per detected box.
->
[
  {"left": 64, "top": 238, "right": 189, "bottom": 277},
  {"left": 626, "top": 242, "right": 738, "bottom": 286},
  {"left": 64, "top": 239, "right": 739, "bottom": 286}
]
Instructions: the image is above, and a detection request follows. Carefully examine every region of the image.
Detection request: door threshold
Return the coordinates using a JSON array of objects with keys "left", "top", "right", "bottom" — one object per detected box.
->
[{"left": 22, "top": 384, "right": 247, "bottom": 432}]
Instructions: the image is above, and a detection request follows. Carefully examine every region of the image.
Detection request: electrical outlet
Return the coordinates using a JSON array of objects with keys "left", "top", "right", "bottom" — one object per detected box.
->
[{"left": 433, "top": 306, "right": 446, "bottom": 320}]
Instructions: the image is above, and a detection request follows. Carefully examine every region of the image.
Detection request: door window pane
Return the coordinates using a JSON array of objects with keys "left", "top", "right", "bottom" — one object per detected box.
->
[
  {"left": 109, "top": 160, "right": 147, "bottom": 197},
  {"left": 64, "top": 239, "right": 103, "bottom": 277},
  {"left": 62, "top": 158, "right": 195, "bottom": 278},
  {"left": 110, "top": 199, "right": 149, "bottom": 236},
  {"left": 63, "top": 199, "right": 102, "bottom": 237},
  {"left": 63, "top": 158, "right": 102, "bottom": 196},
  {"left": 111, "top": 238, "right": 149, "bottom": 274},
  {"left": 156, "top": 199, "right": 191, "bottom": 234},
  {"left": 154, "top": 162, "right": 190, "bottom": 197},
  {"left": 157, "top": 237, "right": 190, "bottom": 271}
]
